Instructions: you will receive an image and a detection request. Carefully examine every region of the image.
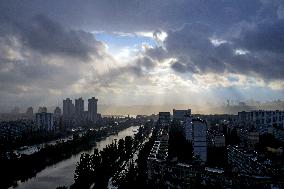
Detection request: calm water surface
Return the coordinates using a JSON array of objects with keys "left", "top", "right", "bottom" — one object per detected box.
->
[{"left": 11, "top": 126, "right": 139, "bottom": 189}]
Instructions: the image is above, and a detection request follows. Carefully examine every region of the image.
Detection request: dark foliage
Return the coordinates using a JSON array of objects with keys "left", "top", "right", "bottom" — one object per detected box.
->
[{"left": 0, "top": 123, "right": 133, "bottom": 189}]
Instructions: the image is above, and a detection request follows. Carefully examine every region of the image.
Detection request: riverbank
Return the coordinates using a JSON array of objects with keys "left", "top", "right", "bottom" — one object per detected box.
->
[
  {"left": 7, "top": 126, "right": 140, "bottom": 189},
  {"left": 2, "top": 124, "right": 136, "bottom": 189},
  {"left": 70, "top": 121, "right": 154, "bottom": 189}
]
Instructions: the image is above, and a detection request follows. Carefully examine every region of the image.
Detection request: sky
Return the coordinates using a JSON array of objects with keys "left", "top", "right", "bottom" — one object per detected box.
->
[{"left": 0, "top": 0, "right": 283, "bottom": 113}]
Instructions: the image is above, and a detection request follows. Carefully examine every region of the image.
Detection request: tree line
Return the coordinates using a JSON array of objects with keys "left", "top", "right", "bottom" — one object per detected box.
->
[
  {"left": 0, "top": 123, "right": 134, "bottom": 189},
  {"left": 70, "top": 121, "right": 155, "bottom": 189}
]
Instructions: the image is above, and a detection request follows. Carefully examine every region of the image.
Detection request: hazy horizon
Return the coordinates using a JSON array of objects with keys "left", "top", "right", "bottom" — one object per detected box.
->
[{"left": 3, "top": 99, "right": 284, "bottom": 115}]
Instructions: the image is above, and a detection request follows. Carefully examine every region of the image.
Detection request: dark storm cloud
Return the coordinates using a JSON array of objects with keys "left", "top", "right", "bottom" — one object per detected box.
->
[
  {"left": 0, "top": 13, "right": 108, "bottom": 109},
  {"left": 238, "top": 20, "right": 284, "bottom": 53},
  {"left": 24, "top": 15, "right": 101, "bottom": 59},
  {"left": 0, "top": 1, "right": 283, "bottom": 80},
  {"left": 0, "top": 0, "right": 283, "bottom": 111},
  {"left": 1, "top": 1, "right": 281, "bottom": 76},
  {"left": 146, "top": 19, "right": 284, "bottom": 80},
  {"left": 0, "top": 12, "right": 108, "bottom": 90},
  {"left": 0, "top": 14, "right": 103, "bottom": 60},
  {"left": 101, "top": 56, "right": 157, "bottom": 83},
  {"left": 0, "top": 0, "right": 262, "bottom": 32}
]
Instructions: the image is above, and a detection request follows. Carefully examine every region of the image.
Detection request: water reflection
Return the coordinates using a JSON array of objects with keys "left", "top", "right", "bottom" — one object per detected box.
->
[{"left": 12, "top": 126, "right": 139, "bottom": 189}]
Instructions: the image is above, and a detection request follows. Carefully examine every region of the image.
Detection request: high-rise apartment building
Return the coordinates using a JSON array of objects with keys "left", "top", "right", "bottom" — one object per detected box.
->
[
  {"left": 53, "top": 106, "right": 62, "bottom": 128},
  {"left": 87, "top": 97, "right": 98, "bottom": 122},
  {"left": 75, "top": 97, "right": 84, "bottom": 116},
  {"left": 63, "top": 98, "right": 74, "bottom": 127},
  {"left": 36, "top": 112, "right": 54, "bottom": 131},
  {"left": 26, "top": 107, "right": 33, "bottom": 119},
  {"left": 54, "top": 107, "right": 62, "bottom": 117},
  {"left": 38, "top": 107, "right": 47, "bottom": 113},
  {"left": 88, "top": 97, "right": 98, "bottom": 115},
  {"left": 63, "top": 98, "right": 74, "bottom": 118},
  {"left": 185, "top": 116, "right": 207, "bottom": 162}
]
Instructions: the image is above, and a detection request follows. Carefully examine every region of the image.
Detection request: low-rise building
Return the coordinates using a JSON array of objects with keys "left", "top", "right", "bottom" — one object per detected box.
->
[
  {"left": 271, "top": 127, "right": 284, "bottom": 142},
  {"left": 248, "top": 131, "right": 260, "bottom": 147},
  {"left": 239, "top": 129, "right": 260, "bottom": 148},
  {"left": 147, "top": 128, "right": 202, "bottom": 188},
  {"left": 238, "top": 110, "right": 284, "bottom": 132},
  {"left": 211, "top": 134, "right": 225, "bottom": 147},
  {"left": 227, "top": 145, "right": 273, "bottom": 176}
]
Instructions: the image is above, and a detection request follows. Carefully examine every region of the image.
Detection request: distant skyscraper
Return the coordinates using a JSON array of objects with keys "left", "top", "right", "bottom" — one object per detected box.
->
[
  {"left": 88, "top": 97, "right": 98, "bottom": 122},
  {"left": 54, "top": 107, "right": 61, "bottom": 117},
  {"left": 26, "top": 107, "right": 33, "bottom": 118},
  {"left": 54, "top": 107, "right": 62, "bottom": 128},
  {"left": 63, "top": 98, "right": 74, "bottom": 118},
  {"left": 38, "top": 107, "right": 42, "bottom": 113},
  {"left": 11, "top": 107, "right": 20, "bottom": 114},
  {"left": 63, "top": 98, "right": 74, "bottom": 127},
  {"left": 36, "top": 112, "right": 54, "bottom": 131},
  {"left": 75, "top": 97, "right": 84, "bottom": 116},
  {"left": 88, "top": 97, "right": 98, "bottom": 115},
  {"left": 38, "top": 107, "right": 47, "bottom": 113}
]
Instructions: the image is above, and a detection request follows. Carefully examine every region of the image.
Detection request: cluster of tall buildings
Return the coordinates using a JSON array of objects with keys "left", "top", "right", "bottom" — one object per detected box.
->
[
  {"left": 20, "top": 96, "right": 100, "bottom": 131},
  {"left": 63, "top": 97, "right": 99, "bottom": 127}
]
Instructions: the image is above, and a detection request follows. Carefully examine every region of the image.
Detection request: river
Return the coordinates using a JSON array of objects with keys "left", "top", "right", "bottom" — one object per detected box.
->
[{"left": 11, "top": 126, "right": 139, "bottom": 189}]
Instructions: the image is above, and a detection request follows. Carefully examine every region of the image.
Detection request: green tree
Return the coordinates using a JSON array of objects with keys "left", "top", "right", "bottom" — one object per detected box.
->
[
  {"left": 118, "top": 139, "right": 125, "bottom": 159},
  {"left": 74, "top": 153, "right": 93, "bottom": 188},
  {"left": 124, "top": 136, "right": 133, "bottom": 156}
]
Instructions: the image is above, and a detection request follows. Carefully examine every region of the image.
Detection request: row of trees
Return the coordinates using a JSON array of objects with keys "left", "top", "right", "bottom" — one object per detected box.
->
[
  {"left": 118, "top": 128, "right": 158, "bottom": 189},
  {"left": 0, "top": 123, "right": 67, "bottom": 153},
  {"left": 1, "top": 132, "right": 91, "bottom": 189},
  {"left": 71, "top": 121, "right": 155, "bottom": 189},
  {"left": 0, "top": 123, "right": 134, "bottom": 189},
  {"left": 72, "top": 136, "right": 134, "bottom": 188}
]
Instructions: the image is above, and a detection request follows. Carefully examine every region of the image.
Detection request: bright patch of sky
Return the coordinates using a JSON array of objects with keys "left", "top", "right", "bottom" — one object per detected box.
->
[
  {"left": 209, "top": 37, "right": 227, "bottom": 46},
  {"left": 94, "top": 31, "right": 157, "bottom": 56},
  {"left": 234, "top": 49, "right": 249, "bottom": 55}
]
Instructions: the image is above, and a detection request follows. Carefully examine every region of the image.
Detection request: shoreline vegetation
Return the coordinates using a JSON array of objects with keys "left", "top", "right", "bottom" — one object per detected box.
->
[
  {"left": 0, "top": 123, "right": 135, "bottom": 189},
  {"left": 67, "top": 120, "right": 155, "bottom": 189}
]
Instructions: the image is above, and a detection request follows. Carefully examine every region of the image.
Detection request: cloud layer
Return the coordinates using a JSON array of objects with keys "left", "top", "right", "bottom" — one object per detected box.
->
[{"left": 0, "top": 0, "right": 283, "bottom": 112}]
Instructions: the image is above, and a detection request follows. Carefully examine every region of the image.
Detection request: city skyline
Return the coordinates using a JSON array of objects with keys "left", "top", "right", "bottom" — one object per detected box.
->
[
  {"left": 0, "top": 1, "right": 284, "bottom": 112},
  {"left": 1, "top": 1, "right": 284, "bottom": 188},
  {"left": 4, "top": 98, "right": 284, "bottom": 116}
]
